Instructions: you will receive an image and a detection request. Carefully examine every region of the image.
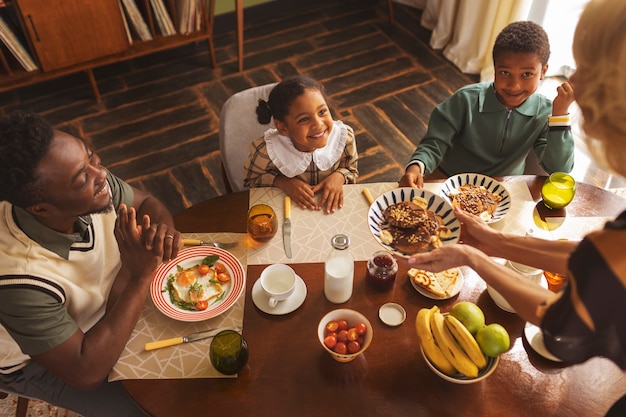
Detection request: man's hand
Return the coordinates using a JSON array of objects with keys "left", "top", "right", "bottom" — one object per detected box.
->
[
  {"left": 115, "top": 204, "right": 161, "bottom": 279},
  {"left": 138, "top": 213, "right": 181, "bottom": 262}
]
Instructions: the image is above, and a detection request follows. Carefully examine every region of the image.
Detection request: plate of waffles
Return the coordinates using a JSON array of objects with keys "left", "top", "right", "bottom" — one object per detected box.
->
[
  {"left": 367, "top": 188, "right": 460, "bottom": 258},
  {"left": 440, "top": 173, "right": 511, "bottom": 223},
  {"left": 408, "top": 267, "right": 464, "bottom": 300}
]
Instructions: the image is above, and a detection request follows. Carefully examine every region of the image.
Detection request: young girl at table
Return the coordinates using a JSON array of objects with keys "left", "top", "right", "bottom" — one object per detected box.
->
[
  {"left": 400, "top": 21, "right": 575, "bottom": 188},
  {"left": 243, "top": 75, "right": 358, "bottom": 214},
  {"left": 409, "top": 0, "right": 625, "bottom": 414}
]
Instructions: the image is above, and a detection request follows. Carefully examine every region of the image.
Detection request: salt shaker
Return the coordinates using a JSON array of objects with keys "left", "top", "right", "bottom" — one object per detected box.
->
[{"left": 324, "top": 234, "right": 354, "bottom": 304}]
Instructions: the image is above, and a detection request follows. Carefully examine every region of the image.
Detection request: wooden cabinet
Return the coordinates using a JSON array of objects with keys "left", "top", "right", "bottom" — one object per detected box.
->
[
  {"left": 0, "top": 0, "right": 216, "bottom": 101},
  {"left": 17, "top": 0, "right": 129, "bottom": 72}
]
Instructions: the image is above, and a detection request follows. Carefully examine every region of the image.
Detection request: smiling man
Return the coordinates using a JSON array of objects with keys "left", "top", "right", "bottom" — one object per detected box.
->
[
  {"left": 0, "top": 110, "right": 181, "bottom": 416},
  {"left": 399, "top": 21, "right": 575, "bottom": 188}
]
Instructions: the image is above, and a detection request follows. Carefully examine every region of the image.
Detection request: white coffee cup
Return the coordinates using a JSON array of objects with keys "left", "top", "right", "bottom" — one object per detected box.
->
[
  {"left": 260, "top": 264, "right": 296, "bottom": 308},
  {"left": 506, "top": 260, "right": 543, "bottom": 284}
]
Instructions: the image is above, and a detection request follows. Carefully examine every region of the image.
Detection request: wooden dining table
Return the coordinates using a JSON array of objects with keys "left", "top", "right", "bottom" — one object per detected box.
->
[{"left": 123, "top": 176, "right": 626, "bottom": 417}]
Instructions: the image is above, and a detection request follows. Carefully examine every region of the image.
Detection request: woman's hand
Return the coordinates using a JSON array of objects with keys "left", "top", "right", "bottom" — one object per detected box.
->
[
  {"left": 408, "top": 244, "right": 478, "bottom": 272},
  {"left": 313, "top": 172, "right": 345, "bottom": 214},
  {"left": 454, "top": 208, "right": 502, "bottom": 255}
]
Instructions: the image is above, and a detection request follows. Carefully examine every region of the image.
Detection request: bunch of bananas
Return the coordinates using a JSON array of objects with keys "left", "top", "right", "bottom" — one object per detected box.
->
[{"left": 415, "top": 306, "right": 487, "bottom": 378}]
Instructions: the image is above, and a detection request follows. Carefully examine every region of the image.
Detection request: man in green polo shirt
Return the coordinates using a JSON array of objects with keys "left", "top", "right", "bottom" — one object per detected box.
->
[{"left": 0, "top": 110, "right": 181, "bottom": 416}]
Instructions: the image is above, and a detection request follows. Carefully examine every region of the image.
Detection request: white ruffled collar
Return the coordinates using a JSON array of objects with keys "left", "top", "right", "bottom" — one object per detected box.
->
[{"left": 264, "top": 120, "right": 348, "bottom": 178}]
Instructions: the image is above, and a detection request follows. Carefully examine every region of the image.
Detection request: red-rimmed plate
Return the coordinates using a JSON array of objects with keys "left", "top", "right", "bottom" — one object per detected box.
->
[{"left": 151, "top": 246, "right": 245, "bottom": 322}]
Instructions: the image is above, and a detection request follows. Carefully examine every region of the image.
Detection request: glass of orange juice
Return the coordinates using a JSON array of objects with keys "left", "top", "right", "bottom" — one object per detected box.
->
[
  {"left": 247, "top": 204, "right": 278, "bottom": 242},
  {"left": 544, "top": 271, "right": 567, "bottom": 292},
  {"left": 541, "top": 172, "right": 576, "bottom": 209}
]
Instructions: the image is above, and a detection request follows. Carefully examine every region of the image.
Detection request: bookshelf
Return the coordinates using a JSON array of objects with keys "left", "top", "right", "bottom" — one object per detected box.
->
[{"left": 0, "top": 0, "right": 216, "bottom": 101}]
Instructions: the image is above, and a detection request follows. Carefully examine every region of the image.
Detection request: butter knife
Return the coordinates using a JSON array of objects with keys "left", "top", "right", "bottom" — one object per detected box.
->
[
  {"left": 283, "top": 196, "right": 292, "bottom": 258},
  {"left": 144, "top": 326, "right": 242, "bottom": 351}
]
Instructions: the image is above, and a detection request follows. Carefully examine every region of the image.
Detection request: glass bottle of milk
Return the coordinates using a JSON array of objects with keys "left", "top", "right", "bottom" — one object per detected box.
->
[{"left": 324, "top": 234, "right": 354, "bottom": 304}]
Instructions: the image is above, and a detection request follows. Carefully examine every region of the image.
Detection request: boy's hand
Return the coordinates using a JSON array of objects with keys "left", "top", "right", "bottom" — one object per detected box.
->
[
  {"left": 399, "top": 164, "right": 423, "bottom": 188},
  {"left": 552, "top": 81, "right": 575, "bottom": 116}
]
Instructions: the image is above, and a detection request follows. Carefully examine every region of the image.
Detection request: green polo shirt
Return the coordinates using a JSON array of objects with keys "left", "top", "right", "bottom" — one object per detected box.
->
[{"left": 408, "top": 82, "right": 574, "bottom": 176}]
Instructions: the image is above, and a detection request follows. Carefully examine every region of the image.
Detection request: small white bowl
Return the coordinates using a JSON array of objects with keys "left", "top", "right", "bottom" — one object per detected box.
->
[{"left": 318, "top": 309, "right": 373, "bottom": 363}]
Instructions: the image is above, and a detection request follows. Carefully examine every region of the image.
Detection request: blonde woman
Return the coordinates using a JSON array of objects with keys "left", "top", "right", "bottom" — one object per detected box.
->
[{"left": 409, "top": 1, "right": 626, "bottom": 415}]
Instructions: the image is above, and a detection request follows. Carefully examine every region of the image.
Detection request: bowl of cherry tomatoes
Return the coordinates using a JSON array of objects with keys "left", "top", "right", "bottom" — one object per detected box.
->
[{"left": 318, "top": 309, "right": 373, "bottom": 363}]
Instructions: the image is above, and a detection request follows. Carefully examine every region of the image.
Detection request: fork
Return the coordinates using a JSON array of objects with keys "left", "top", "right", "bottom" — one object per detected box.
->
[{"left": 182, "top": 239, "right": 238, "bottom": 249}]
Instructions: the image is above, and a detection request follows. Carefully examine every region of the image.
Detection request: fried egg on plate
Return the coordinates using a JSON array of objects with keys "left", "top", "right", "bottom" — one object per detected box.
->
[{"left": 171, "top": 267, "right": 223, "bottom": 304}]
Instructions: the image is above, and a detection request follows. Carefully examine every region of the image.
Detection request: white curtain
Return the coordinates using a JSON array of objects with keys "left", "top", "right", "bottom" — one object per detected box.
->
[{"left": 397, "top": 0, "right": 589, "bottom": 81}]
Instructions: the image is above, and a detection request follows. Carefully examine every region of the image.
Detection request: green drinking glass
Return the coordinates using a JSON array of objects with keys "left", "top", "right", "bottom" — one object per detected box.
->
[
  {"left": 209, "top": 330, "right": 249, "bottom": 375},
  {"left": 541, "top": 172, "right": 576, "bottom": 209}
]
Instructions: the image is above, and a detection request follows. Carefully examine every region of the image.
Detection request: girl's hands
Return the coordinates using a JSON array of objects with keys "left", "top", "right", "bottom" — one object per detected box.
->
[
  {"left": 312, "top": 172, "right": 345, "bottom": 214},
  {"left": 275, "top": 172, "right": 345, "bottom": 213},
  {"left": 275, "top": 176, "right": 319, "bottom": 210}
]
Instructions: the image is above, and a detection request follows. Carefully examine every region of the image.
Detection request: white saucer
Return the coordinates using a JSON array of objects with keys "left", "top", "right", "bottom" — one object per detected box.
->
[
  {"left": 252, "top": 275, "right": 307, "bottom": 315},
  {"left": 523, "top": 322, "right": 563, "bottom": 362}
]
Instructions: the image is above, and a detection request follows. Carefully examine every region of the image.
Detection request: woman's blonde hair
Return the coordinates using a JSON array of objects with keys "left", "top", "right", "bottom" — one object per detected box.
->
[{"left": 573, "top": 0, "right": 626, "bottom": 177}]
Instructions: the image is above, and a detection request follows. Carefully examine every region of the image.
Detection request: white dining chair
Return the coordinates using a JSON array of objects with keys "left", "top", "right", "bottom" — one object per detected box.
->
[{"left": 219, "top": 83, "right": 278, "bottom": 193}]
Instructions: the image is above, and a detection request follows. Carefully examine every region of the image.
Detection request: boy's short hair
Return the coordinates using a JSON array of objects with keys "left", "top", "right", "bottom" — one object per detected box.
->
[{"left": 493, "top": 21, "right": 550, "bottom": 66}]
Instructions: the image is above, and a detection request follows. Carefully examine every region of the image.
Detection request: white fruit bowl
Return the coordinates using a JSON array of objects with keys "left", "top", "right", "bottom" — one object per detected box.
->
[{"left": 420, "top": 345, "right": 500, "bottom": 384}]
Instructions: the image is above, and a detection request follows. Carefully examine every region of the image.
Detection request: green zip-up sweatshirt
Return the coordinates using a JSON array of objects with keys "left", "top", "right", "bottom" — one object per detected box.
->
[{"left": 408, "top": 82, "right": 574, "bottom": 176}]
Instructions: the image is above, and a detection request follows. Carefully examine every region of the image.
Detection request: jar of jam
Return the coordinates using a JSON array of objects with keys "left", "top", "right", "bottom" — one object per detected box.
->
[{"left": 366, "top": 250, "right": 398, "bottom": 291}]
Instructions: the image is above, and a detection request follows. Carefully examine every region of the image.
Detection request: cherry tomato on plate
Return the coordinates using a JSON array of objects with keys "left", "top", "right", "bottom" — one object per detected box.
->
[
  {"left": 214, "top": 263, "right": 227, "bottom": 274},
  {"left": 216, "top": 272, "right": 231, "bottom": 283},
  {"left": 195, "top": 300, "right": 208, "bottom": 310},
  {"left": 197, "top": 264, "right": 210, "bottom": 275}
]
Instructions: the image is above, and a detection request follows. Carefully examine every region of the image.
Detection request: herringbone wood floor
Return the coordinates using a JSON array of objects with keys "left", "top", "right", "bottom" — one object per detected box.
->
[
  {"left": 0, "top": 0, "right": 479, "bottom": 216},
  {"left": 1, "top": 0, "right": 621, "bottom": 217}
]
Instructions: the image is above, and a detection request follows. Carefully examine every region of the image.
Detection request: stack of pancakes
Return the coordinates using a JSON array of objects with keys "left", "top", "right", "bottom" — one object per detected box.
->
[
  {"left": 449, "top": 184, "right": 502, "bottom": 220},
  {"left": 380, "top": 200, "right": 448, "bottom": 254}
]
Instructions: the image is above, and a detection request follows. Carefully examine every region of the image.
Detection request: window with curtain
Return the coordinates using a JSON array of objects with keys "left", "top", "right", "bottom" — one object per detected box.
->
[{"left": 393, "top": 0, "right": 589, "bottom": 81}]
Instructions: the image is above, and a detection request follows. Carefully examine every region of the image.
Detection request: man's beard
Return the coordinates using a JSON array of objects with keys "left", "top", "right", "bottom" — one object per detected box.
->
[{"left": 82, "top": 195, "right": 114, "bottom": 216}]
